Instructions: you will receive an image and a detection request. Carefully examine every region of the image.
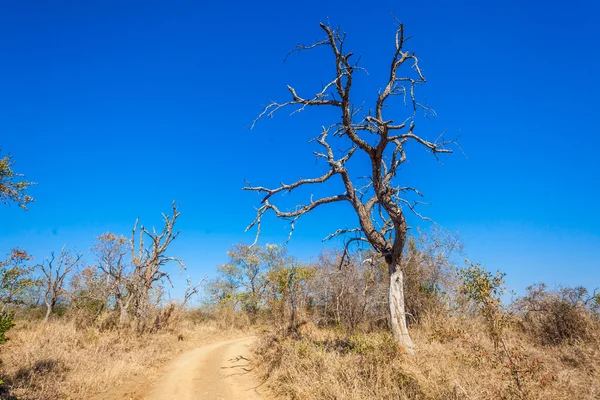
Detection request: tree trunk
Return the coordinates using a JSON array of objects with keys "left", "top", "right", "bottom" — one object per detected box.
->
[
  {"left": 388, "top": 259, "right": 414, "bottom": 355},
  {"left": 43, "top": 301, "right": 52, "bottom": 324},
  {"left": 117, "top": 297, "right": 129, "bottom": 326}
]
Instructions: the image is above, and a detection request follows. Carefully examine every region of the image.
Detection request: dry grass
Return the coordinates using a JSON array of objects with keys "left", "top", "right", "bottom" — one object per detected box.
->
[
  {"left": 0, "top": 313, "right": 248, "bottom": 400},
  {"left": 254, "top": 315, "right": 600, "bottom": 400}
]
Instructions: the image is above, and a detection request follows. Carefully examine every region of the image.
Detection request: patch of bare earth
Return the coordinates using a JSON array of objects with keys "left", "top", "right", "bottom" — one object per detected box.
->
[
  {"left": 1, "top": 319, "right": 248, "bottom": 400},
  {"left": 94, "top": 336, "right": 270, "bottom": 400}
]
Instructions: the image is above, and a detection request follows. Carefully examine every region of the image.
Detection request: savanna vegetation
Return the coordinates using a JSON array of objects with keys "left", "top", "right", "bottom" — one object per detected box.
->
[
  {"left": 239, "top": 20, "right": 599, "bottom": 400},
  {"left": 0, "top": 204, "right": 248, "bottom": 400},
  {"left": 1, "top": 18, "right": 598, "bottom": 400},
  {"left": 206, "top": 233, "right": 600, "bottom": 400},
  {"left": 1, "top": 218, "right": 597, "bottom": 399}
]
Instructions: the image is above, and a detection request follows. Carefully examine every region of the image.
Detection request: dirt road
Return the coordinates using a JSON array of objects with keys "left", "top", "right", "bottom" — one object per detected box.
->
[{"left": 144, "top": 336, "right": 267, "bottom": 400}]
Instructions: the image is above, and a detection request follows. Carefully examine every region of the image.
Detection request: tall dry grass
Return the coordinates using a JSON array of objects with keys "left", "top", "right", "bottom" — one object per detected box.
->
[
  {"left": 254, "top": 313, "right": 600, "bottom": 400},
  {"left": 0, "top": 311, "right": 249, "bottom": 400}
]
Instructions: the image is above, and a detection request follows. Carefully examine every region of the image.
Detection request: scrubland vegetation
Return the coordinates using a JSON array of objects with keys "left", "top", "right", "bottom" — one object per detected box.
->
[
  {"left": 0, "top": 313, "right": 245, "bottom": 400},
  {"left": 1, "top": 17, "right": 598, "bottom": 400},
  {"left": 0, "top": 213, "right": 598, "bottom": 399},
  {"left": 206, "top": 230, "right": 600, "bottom": 400},
  {"left": 0, "top": 205, "right": 248, "bottom": 400}
]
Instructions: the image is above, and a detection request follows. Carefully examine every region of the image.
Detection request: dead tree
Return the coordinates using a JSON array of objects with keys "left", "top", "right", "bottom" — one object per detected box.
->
[
  {"left": 38, "top": 246, "right": 82, "bottom": 323},
  {"left": 92, "top": 232, "right": 131, "bottom": 325},
  {"left": 245, "top": 21, "right": 455, "bottom": 354},
  {"left": 182, "top": 276, "right": 206, "bottom": 308},
  {"left": 129, "top": 201, "right": 184, "bottom": 330}
]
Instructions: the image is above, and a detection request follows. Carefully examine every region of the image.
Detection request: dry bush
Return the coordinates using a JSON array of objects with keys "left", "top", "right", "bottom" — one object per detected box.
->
[
  {"left": 254, "top": 313, "right": 600, "bottom": 400},
  {"left": 402, "top": 231, "right": 461, "bottom": 324},
  {"left": 514, "top": 284, "right": 600, "bottom": 346},
  {"left": 254, "top": 329, "right": 428, "bottom": 400},
  {"left": 208, "top": 304, "right": 252, "bottom": 331},
  {"left": 0, "top": 311, "right": 247, "bottom": 400},
  {"left": 309, "top": 249, "right": 387, "bottom": 334},
  {"left": 308, "top": 230, "right": 461, "bottom": 335}
]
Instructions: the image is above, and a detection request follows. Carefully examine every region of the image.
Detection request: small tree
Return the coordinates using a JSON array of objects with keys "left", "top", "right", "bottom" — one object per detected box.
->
[
  {"left": 245, "top": 21, "right": 455, "bottom": 353},
  {"left": 220, "top": 243, "right": 269, "bottom": 315},
  {"left": 265, "top": 257, "right": 314, "bottom": 334},
  {"left": 129, "top": 202, "right": 184, "bottom": 330},
  {"left": 0, "top": 249, "right": 37, "bottom": 310},
  {"left": 92, "top": 232, "right": 131, "bottom": 325},
  {"left": 0, "top": 152, "right": 34, "bottom": 210},
  {"left": 182, "top": 276, "right": 206, "bottom": 308},
  {"left": 0, "top": 249, "right": 36, "bottom": 345},
  {"left": 311, "top": 249, "right": 387, "bottom": 333},
  {"left": 459, "top": 263, "right": 526, "bottom": 391},
  {"left": 37, "top": 246, "right": 82, "bottom": 323},
  {"left": 459, "top": 263, "right": 508, "bottom": 347},
  {"left": 70, "top": 266, "right": 109, "bottom": 325},
  {"left": 515, "top": 283, "right": 600, "bottom": 345},
  {"left": 208, "top": 243, "right": 287, "bottom": 318},
  {"left": 402, "top": 228, "right": 463, "bottom": 321},
  {"left": 0, "top": 311, "right": 15, "bottom": 344}
]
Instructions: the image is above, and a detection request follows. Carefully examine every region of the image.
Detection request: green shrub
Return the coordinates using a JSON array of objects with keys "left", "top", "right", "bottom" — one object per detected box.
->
[
  {"left": 0, "top": 310, "right": 15, "bottom": 344},
  {"left": 459, "top": 262, "right": 508, "bottom": 347}
]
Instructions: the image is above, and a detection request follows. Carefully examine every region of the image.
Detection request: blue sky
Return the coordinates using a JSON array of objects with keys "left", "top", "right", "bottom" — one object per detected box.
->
[{"left": 1, "top": 0, "right": 599, "bottom": 300}]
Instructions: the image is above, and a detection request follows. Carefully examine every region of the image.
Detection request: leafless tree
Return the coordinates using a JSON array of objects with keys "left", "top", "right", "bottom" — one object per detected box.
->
[
  {"left": 245, "top": 21, "right": 455, "bottom": 354},
  {"left": 311, "top": 249, "right": 387, "bottom": 334},
  {"left": 92, "top": 232, "right": 131, "bottom": 325},
  {"left": 129, "top": 201, "right": 184, "bottom": 330},
  {"left": 182, "top": 276, "right": 206, "bottom": 308},
  {"left": 70, "top": 265, "right": 111, "bottom": 325},
  {"left": 38, "top": 246, "right": 82, "bottom": 323}
]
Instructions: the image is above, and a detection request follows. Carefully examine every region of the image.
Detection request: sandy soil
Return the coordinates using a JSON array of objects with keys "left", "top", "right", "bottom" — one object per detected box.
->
[
  {"left": 91, "top": 336, "right": 268, "bottom": 400},
  {"left": 144, "top": 336, "right": 267, "bottom": 400}
]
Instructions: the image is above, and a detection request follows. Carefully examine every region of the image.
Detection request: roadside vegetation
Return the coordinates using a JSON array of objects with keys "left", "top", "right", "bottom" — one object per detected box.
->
[
  {"left": 2, "top": 17, "right": 598, "bottom": 400},
  {"left": 0, "top": 204, "right": 247, "bottom": 400},
  {"left": 212, "top": 232, "right": 600, "bottom": 400},
  {"left": 0, "top": 208, "right": 598, "bottom": 399},
  {"left": 237, "top": 20, "right": 598, "bottom": 399},
  {"left": 0, "top": 313, "right": 244, "bottom": 400}
]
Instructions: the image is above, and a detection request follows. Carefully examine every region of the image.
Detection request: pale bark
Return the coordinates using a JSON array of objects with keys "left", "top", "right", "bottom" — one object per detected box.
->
[
  {"left": 38, "top": 247, "right": 81, "bottom": 324},
  {"left": 388, "top": 259, "right": 414, "bottom": 355},
  {"left": 117, "top": 297, "right": 130, "bottom": 325},
  {"left": 43, "top": 301, "right": 52, "bottom": 323},
  {"left": 127, "top": 202, "right": 184, "bottom": 330}
]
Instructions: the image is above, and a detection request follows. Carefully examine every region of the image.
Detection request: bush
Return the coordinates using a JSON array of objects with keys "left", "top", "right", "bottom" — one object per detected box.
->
[
  {"left": 403, "top": 230, "right": 462, "bottom": 324},
  {"left": 516, "top": 284, "right": 599, "bottom": 346},
  {"left": 254, "top": 330, "right": 427, "bottom": 400},
  {"left": 458, "top": 262, "right": 508, "bottom": 347},
  {"left": 0, "top": 310, "right": 15, "bottom": 344}
]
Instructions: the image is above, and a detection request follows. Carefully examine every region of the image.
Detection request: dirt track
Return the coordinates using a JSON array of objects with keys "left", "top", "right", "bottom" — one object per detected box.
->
[{"left": 144, "top": 336, "right": 266, "bottom": 400}]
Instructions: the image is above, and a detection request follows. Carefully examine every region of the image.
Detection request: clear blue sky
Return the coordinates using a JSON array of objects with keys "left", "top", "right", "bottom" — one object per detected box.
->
[{"left": 1, "top": 0, "right": 598, "bottom": 300}]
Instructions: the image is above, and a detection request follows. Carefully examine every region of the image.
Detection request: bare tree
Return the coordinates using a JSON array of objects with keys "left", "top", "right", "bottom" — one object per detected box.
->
[
  {"left": 264, "top": 254, "right": 314, "bottom": 334},
  {"left": 182, "top": 276, "right": 206, "bottom": 308},
  {"left": 92, "top": 232, "right": 131, "bottom": 325},
  {"left": 70, "top": 266, "right": 110, "bottom": 324},
  {"left": 38, "top": 246, "right": 82, "bottom": 323},
  {"left": 129, "top": 201, "right": 184, "bottom": 330},
  {"left": 311, "top": 249, "right": 387, "bottom": 334},
  {"left": 245, "top": 21, "right": 455, "bottom": 354}
]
